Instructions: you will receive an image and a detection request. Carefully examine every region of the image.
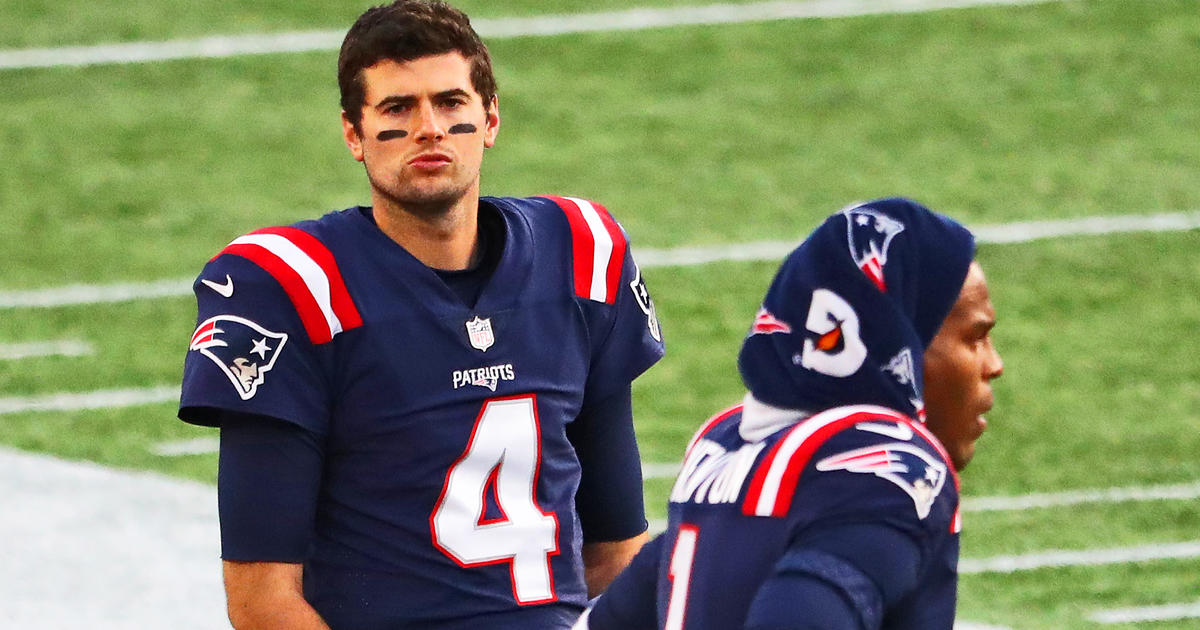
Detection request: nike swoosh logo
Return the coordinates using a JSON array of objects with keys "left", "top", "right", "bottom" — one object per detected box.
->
[
  {"left": 856, "top": 421, "right": 913, "bottom": 441},
  {"left": 201, "top": 274, "right": 234, "bottom": 298}
]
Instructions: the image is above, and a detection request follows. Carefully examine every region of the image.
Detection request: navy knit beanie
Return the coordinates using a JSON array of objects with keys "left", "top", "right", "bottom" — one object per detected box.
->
[{"left": 737, "top": 197, "right": 975, "bottom": 418}]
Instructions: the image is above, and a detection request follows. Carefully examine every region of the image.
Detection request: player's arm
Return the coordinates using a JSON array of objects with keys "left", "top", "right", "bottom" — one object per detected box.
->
[
  {"left": 576, "top": 534, "right": 665, "bottom": 630},
  {"left": 224, "top": 561, "right": 330, "bottom": 630},
  {"left": 217, "top": 411, "right": 329, "bottom": 629},
  {"left": 743, "top": 522, "right": 922, "bottom": 630},
  {"left": 582, "top": 531, "right": 651, "bottom": 598},
  {"left": 567, "top": 385, "right": 650, "bottom": 596}
]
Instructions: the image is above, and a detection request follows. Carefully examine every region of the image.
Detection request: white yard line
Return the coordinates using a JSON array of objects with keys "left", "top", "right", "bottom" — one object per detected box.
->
[
  {"left": 964, "top": 481, "right": 1200, "bottom": 512},
  {"left": 3, "top": 210, "right": 1198, "bottom": 309},
  {"left": 959, "top": 541, "right": 1200, "bottom": 574},
  {"left": 0, "top": 278, "right": 192, "bottom": 309},
  {"left": 0, "top": 339, "right": 93, "bottom": 360},
  {"left": 0, "top": 385, "right": 178, "bottom": 415},
  {"left": 1089, "top": 601, "right": 1200, "bottom": 624},
  {"left": 0, "top": 0, "right": 1057, "bottom": 70},
  {"left": 150, "top": 437, "right": 220, "bottom": 457}
]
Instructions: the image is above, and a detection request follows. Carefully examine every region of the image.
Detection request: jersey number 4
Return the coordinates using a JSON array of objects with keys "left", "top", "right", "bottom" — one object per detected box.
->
[{"left": 431, "top": 394, "right": 560, "bottom": 604}]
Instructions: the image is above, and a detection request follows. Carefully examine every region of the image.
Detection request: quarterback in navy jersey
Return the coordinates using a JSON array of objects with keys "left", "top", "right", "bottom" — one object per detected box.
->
[
  {"left": 579, "top": 198, "right": 1003, "bottom": 630},
  {"left": 178, "top": 3, "right": 663, "bottom": 629}
]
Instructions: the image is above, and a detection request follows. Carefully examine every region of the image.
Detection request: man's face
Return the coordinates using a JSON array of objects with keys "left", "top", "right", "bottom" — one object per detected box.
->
[
  {"left": 342, "top": 52, "right": 499, "bottom": 212},
  {"left": 923, "top": 262, "right": 1004, "bottom": 471}
]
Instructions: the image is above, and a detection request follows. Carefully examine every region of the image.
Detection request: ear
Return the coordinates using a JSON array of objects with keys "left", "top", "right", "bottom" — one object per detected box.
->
[
  {"left": 342, "top": 111, "right": 365, "bottom": 162},
  {"left": 483, "top": 95, "right": 500, "bottom": 149}
]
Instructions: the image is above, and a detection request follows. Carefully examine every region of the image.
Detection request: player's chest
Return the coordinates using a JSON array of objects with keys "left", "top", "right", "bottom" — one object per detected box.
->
[{"left": 326, "top": 296, "right": 590, "bottom": 435}]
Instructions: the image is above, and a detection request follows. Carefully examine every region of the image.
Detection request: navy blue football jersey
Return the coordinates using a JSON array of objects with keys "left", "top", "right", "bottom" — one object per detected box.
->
[
  {"left": 586, "top": 403, "right": 960, "bottom": 630},
  {"left": 179, "top": 196, "right": 664, "bottom": 629}
]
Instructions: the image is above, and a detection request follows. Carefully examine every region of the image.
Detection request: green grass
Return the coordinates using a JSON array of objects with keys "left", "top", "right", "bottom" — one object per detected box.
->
[
  {"left": 2, "top": 1, "right": 1199, "bottom": 627},
  {"left": 4, "top": 0, "right": 1200, "bottom": 287},
  {"left": 0, "top": 0, "right": 786, "bottom": 48}
]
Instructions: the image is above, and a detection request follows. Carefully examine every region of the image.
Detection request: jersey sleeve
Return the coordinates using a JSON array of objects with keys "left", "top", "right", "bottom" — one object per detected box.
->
[
  {"left": 582, "top": 238, "right": 666, "bottom": 401},
  {"left": 566, "top": 385, "right": 647, "bottom": 542},
  {"left": 217, "top": 410, "right": 325, "bottom": 562},
  {"left": 179, "top": 252, "right": 331, "bottom": 435},
  {"left": 541, "top": 195, "right": 665, "bottom": 402},
  {"left": 741, "top": 411, "right": 960, "bottom": 577}
]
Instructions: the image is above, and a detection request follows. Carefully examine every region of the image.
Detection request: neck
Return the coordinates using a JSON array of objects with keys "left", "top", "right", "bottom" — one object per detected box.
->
[{"left": 372, "top": 188, "right": 481, "bottom": 271}]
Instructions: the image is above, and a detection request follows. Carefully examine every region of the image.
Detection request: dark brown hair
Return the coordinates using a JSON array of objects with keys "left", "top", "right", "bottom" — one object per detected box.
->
[{"left": 338, "top": 0, "right": 497, "bottom": 131}]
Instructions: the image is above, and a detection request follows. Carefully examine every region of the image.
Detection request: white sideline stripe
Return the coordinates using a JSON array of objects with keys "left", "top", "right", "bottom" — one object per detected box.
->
[
  {"left": 635, "top": 210, "right": 1200, "bottom": 267},
  {"left": 150, "top": 437, "right": 220, "bottom": 457},
  {"left": 0, "top": 340, "right": 93, "bottom": 360},
  {"left": 0, "top": 277, "right": 192, "bottom": 308},
  {"left": 0, "top": 446, "right": 226, "bottom": 629},
  {"left": 0, "top": 386, "right": 178, "bottom": 415},
  {"left": 0, "top": 0, "right": 1057, "bottom": 70},
  {"left": 1089, "top": 600, "right": 1200, "bottom": 624},
  {"left": 2, "top": 211, "right": 1198, "bottom": 309},
  {"left": 643, "top": 462, "right": 681, "bottom": 478},
  {"left": 959, "top": 541, "right": 1200, "bottom": 574},
  {"left": 964, "top": 481, "right": 1200, "bottom": 512}
]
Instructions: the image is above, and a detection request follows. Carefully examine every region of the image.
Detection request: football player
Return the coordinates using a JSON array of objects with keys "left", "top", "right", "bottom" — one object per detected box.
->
[
  {"left": 178, "top": 2, "right": 664, "bottom": 629},
  {"left": 577, "top": 198, "right": 1003, "bottom": 629}
]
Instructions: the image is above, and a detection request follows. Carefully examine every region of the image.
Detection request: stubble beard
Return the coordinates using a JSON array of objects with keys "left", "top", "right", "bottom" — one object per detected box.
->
[{"left": 365, "top": 161, "right": 475, "bottom": 220}]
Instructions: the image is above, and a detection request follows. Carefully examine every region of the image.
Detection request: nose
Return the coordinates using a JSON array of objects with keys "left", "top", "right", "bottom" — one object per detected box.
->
[
  {"left": 413, "top": 101, "right": 445, "bottom": 142},
  {"left": 984, "top": 338, "right": 1003, "bottom": 380}
]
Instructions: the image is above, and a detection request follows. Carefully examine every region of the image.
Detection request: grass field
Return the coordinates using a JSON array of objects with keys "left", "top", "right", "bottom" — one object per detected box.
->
[{"left": 2, "top": 1, "right": 1199, "bottom": 628}]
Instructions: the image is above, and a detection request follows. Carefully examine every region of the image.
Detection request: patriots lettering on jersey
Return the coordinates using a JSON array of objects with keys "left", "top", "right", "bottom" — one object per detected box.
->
[
  {"left": 816, "top": 443, "right": 947, "bottom": 519},
  {"left": 843, "top": 204, "right": 905, "bottom": 292},
  {"left": 628, "top": 263, "right": 662, "bottom": 342},
  {"left": 452, "top": 364, "right": 516, "bottom": 391},
  {"left": 189, "top": 315, "right": 287, "bottom": 400},
  {"left": 670, "top": 438, "right": 766, "bottom": 506}
]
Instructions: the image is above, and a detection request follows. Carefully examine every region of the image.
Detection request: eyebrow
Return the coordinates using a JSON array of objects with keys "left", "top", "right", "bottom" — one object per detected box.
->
[{"left": 374, "top": 89, "right": 472, "bottom": 110}]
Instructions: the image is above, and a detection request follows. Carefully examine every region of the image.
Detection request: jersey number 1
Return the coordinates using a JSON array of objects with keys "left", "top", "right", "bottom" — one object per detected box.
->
[
  {"left": 665, "top": 524, "right": 700, "bottom": 630},
  {"left": 431, "top": 395, "right": 560, "bottom": 604}
]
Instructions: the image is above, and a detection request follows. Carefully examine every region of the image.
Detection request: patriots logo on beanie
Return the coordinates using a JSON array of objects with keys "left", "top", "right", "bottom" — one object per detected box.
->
[{"left": 844, "top": 205, "right": 905, "bottom": 292}]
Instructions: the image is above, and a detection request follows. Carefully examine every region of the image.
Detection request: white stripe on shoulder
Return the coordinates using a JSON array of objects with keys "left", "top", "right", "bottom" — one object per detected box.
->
[
  {"left": 752, "top": 404, "right": 902, "bottom": 516},
  {"left": 565, "top": 197, "right": 615, "bottom": 303},
  {"left": 229, "top": 233, "right": 344, "bottom": 336},
  {"left": 856, "top": 421, "right": 914, "bottom": 441}
]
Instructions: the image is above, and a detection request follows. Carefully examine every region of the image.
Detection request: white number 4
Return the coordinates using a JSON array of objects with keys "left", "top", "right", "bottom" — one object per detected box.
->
[{"left": 432, "top": 395, "right": 560, "bottom": 604}]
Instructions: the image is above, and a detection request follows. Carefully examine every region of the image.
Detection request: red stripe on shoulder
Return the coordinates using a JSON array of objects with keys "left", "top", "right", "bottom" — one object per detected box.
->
[
  {"left": 684, "top": 404, "right": 743, "bottom": 457},
  {"left": 742, "top": 408, "right": 913, "bottom": 517},
  {"left": 589, "top": 200, "right": 628, "bottom": 304},
  {"left": 219, "top": 242, "right": 334, "bottom": 344},
  {"left": 250, "top": 226, "right": 363, "bottom": 330},
  {"left": 541, "top": 195, "right": 596, "bottom": 301}
]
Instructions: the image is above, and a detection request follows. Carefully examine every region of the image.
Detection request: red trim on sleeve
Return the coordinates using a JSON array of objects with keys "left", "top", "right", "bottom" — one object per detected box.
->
[
  {"left": 590, "top": 200, "right": 628, "bottom": 305},
  {"left": 219, "top": 243, "right": 334, "bottom": 344},
  {"left": 542, "top": 195, "right": 597, "bottom": 301},
  {"left": 250, "top": 226, "right": 363, "bottom": 330}
]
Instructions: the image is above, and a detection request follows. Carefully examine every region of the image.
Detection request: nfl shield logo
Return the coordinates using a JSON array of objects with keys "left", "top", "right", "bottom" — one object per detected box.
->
[{"left": 466, "top": 316, "right": 495, "bottom": 352}]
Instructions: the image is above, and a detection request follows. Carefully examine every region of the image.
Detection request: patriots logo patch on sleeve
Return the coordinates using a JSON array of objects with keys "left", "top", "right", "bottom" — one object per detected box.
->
[
  {"left": 816, "top": 443, "right": 947, "bottom": 519},
  {"left": 189, "top": 315, "right": 288, "bottom": 400}
]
